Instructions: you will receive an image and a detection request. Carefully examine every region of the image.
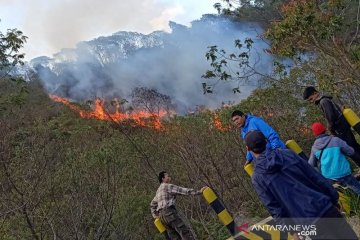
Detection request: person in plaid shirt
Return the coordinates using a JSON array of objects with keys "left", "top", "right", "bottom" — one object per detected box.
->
[{"left": 150, "top": 171, "right": 206, "bottom": 240}]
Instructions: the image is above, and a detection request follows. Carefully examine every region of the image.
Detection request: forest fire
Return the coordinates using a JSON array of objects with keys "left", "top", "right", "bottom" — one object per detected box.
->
[
  {"left": 212, "top": 113, "right": 230, "bottom": 131},
  {"left": 49, "top": 95, "right": 166, "bottom": 129}
]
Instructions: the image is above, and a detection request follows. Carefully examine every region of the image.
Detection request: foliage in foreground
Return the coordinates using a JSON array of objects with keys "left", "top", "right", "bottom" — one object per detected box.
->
[{"left": 2, "top": 77, "right": 359, "bottom": 239}]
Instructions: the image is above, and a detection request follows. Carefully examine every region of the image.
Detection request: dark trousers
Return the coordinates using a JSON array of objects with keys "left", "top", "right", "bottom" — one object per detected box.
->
[
  {"left": 336, "top": 174, "right": 360, "bottom": 195},
  {"left": 313, "top": 206, "right": 358, "bottom": 239},
  {"left": 336, "top": 126, "right": 360, "bottom": 167},
  {"left": 159, "top": 206, "right": 195, "bottom": 240}
]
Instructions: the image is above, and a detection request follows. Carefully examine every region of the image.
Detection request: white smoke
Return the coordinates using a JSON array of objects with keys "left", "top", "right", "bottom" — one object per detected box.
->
[{"left": 32, "top": 16, "right": 273, "bottom": 112}]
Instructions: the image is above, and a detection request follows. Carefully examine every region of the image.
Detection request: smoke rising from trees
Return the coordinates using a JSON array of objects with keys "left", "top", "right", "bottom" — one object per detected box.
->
[{"left": 33, "top": 15, "right": 273, "bottom": 112}]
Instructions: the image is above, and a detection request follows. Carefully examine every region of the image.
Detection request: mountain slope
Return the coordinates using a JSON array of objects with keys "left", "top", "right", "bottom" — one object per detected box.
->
[{"left": 26, "top": 15, "right": 270, "bottom": 112}]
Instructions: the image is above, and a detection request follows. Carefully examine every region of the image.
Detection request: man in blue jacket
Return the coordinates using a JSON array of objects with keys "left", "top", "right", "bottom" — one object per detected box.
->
[
  {"left": 231, "top": 110, "right": 285, "bottom": 166},
  {"left": 309, "top": 122, "right": 360, "bottom": 195},
  {"left": 245, "top": 130, "right": 358, "bottom": 239}
]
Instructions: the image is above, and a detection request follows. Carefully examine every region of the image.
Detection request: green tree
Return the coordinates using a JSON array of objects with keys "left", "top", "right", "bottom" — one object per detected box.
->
[
  {"left": 215, "top": 0, "right": 287, "bottom": 26},
  {"left": 206, "top": 0, "right": 360, "bottom": 110},
  {"left": 202, "top": 38, "right": 277, "bottom": 94},
  {"left": 203, "top": 0, "right": 288, "bottom": 93},
  {"left": 0, "top": 20, "right": 27, "bottom": 79},
  {"left": 265, "top": 0, "right": 360, "bottom": 108}
]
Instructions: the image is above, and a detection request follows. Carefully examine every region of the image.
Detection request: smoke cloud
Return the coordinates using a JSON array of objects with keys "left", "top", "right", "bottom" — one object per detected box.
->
[
  {"left": 0, "top": 0, "right": 218, "bottom": 59},
  {"left": 32, "top": 16, "right": 273, "bottom": 112}
]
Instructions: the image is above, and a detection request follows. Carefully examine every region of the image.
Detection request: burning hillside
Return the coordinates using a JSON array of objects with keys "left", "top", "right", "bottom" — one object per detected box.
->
[{"left": 49, "top": 95, "right": 166, "bottom": 129}]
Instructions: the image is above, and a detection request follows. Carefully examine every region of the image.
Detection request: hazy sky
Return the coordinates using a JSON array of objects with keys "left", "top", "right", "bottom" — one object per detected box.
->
[{"left": 0, "top": 0, "right": 218, "bottom": 60}]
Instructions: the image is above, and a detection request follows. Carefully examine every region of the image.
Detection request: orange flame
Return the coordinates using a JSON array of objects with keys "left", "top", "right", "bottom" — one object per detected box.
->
[
  {"left": 212, "top": 113, "right": 230, "bottom": 131},
  {"left": 298, "top": 126, "right": 311, "bottom": 135},
  {"left": 49, "top": 95, "right": 166, "bottom": 129}
]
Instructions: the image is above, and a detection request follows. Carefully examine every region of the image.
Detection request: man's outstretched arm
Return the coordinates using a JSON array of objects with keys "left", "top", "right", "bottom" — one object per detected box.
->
[{"left": 168, "top": 184, "right": 206, "bottom": 195}]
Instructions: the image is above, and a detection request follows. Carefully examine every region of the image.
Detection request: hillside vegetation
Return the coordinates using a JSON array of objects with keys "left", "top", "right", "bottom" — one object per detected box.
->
[
  {"left": 0, "top": 77, "right": 338, "bottom": 239},
  {"left": 1, "top": 0, "right": 360, "bottom": 239}
]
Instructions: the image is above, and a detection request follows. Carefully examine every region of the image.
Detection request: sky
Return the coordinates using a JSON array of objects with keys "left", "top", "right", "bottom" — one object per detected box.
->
[{"left": 0, "top": 0, "right": 219, "bottom": 60}]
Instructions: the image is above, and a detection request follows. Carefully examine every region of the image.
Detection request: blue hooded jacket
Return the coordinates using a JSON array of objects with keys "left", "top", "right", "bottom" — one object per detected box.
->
[
  {"left": 252, "top": 148, "right": 338, "bottom": 226},
  {"left": 240, "top": 115, "right": 285, "bottom": 162},
  {"left": 309, "top": 134, "right": 354, "bottom": 180}
]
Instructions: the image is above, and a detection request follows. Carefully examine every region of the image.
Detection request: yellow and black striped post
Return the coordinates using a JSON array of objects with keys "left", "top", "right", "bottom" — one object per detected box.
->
[
  {"left": 338, "top": 191, "right": 351, "bottom": 216},
  {"left": 154, "top": 218, "right": 170, "bottom": 240},
  {"left": 203, "top": 187, "right": 236, "bottom": 236},
  {"left": 332, "top": 184, "right": 351, "bottom": 216},
  {"left": 244, "top": 163, "right": 254, "bottom": 177},
  {"left": 343, "top": 108, "right": 360, "bottom": 135},
  {"left": 286, "top": 140, "right": 308, "bottom": 160}
]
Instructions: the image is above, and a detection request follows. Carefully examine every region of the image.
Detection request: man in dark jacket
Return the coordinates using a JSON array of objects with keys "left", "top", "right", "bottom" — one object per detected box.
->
[
  {"left": 245, "top": 130, "right": 358, "bottom": 239},
  {"left": 303, "top": 86, "right": 360, "bottom": 167}
]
